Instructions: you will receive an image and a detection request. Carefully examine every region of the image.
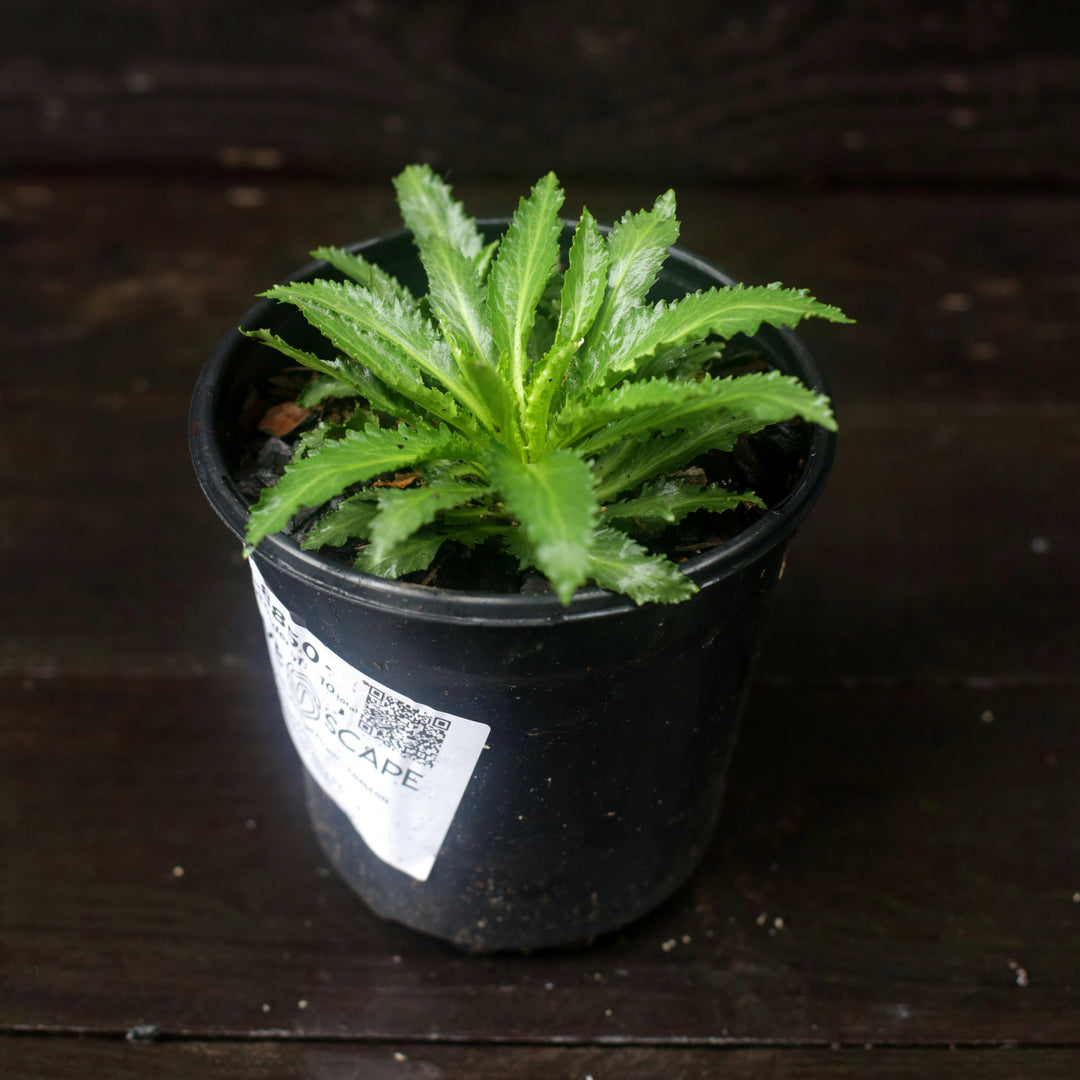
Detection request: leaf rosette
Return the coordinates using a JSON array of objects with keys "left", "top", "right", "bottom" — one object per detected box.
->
[{"left": 244, "top": 165, "right": 851, "bottom": 605}]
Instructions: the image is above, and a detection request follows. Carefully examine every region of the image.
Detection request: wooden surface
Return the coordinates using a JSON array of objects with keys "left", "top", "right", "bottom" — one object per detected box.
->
[
  {"left": 2, "top": 6, "right": 1078, "bottom": 1069},
  {"left": 2, "top": 0, "right": 1079, "bottom": 184},
  {"left": 2, "top": 176, "right": 1077, "bottom": 1078}
]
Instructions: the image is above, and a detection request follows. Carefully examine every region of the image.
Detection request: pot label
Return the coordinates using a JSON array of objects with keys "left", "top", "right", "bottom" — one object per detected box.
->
[{"left": 249, "top": 561, "right": 489, "bottom": 882}]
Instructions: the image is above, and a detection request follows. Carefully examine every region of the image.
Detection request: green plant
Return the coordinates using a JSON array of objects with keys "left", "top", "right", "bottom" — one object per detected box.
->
[{"left": 244, "top": 165, "right": 851, "bottom": 605}]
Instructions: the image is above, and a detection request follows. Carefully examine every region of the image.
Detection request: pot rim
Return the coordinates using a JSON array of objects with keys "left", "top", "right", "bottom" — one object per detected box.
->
[{"left": 189, "top": 222, "right": 836, "bottom": 627}]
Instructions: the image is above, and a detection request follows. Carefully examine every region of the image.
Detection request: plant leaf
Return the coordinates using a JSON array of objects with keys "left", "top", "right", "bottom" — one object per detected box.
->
[
  {"left": 370, "top": 481, "right": 489, "bottom": 560},
  {"left": 243, "top": 328, "right": 372, "bottom": 392},
  {"left": 563, "top": 371, "right": 836, "bottom": 455},
  {"left": 571, "top": 189, "right": 678, "bottom": 390},
  {"left": 355, "top": 530, "right": 447, "bottom": 578},
  {"left": 245, "top": 422, "right": 467, "bottom": 548},
  {"left": 523, "top": 210, "right": 609, "bottom": 457},
  {"left": 393, "top": 164, "right": 484, "bottom": 259},
  {"left": 260, "top": 281, "right": 479, "bottom": 430},
  {"left": 487, "top": 172, "right": 565, "bottom": 404},
  {"left": 264, "top": 279, "right": 454, "bottom": 388},
  {"left": 586, "top": 527, "right": 698, "bottom": 605},
  {"left": 309, "top": 245, "right": 415, "bottom": 305},
  {"left": 594, "top": 421, "right": 755, "bottom": 502},
  {"left": 296, "top": 373, "right": 360, "bottom": 408},
  {"left": 474, "top": 238, "right": 500, "bottom": 279},
  {"left": 459, "top": 356, "right": 521, "bottom": 451},
  {"left": 416, "top": 233, "right": 496, "bottom": 365},
  {"left": 485, "top": 444, "right": 597, "bottom": 605},
  {"left": 300, "top": 491, "right": 380, "bottom": 549},
  {"left": 555, "top": 210, "right": 609, "bottom": 349},
  {"left": 596, "top": 284, "right": 854, "bottom": 381},
  {"left": 601, "top": 479, "right": 763, "bottom": 528}
]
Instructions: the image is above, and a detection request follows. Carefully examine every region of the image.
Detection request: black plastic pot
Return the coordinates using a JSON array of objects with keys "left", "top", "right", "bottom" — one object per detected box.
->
[{"left": 189, "top": 222, "right": 836, "bottom": 952}]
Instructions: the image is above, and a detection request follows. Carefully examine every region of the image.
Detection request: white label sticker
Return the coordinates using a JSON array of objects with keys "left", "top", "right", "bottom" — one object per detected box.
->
[{"left": 249, "top": 561, "right": 489, "bottom": 881}]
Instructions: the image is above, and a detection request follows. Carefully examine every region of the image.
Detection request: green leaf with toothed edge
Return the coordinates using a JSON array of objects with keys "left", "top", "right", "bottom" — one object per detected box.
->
[
  {"left": 354, "top": 520, "right": 508, "bottom": 579},
  {"left": 300, "top": 491, "right": 379, "bottom": 549},
  {"left": 589, "top": 284, "right": 854, "bottom": 390},
  {"left": 459, "top": 357, "right": 521, "bottom": 453},
  {"left": 243, "top": 328, "right": 371, "bottom": 393},
  {"left": 245, "top": 422, "right": 469, "bottom": 549},
  {"left": 484, "top": 444, "right": 597, "bottom": 605},
  {"left": 296, "top": 373, "right": 359, "bottom": 408},
  {"left": 601, "top": 480, "right": 763, "bottom": 529},
  {"left": 355, "top": 530, "right": 448, "bottom": 579},
  {"left": 309, "top": 246, "right": 415, "bottom": 305},
  {"left": 258, "top": 284, "right": 478, "bottom": 433},
  {"left": 586, "top": 527, "right": 698, "bottom": 605},
  {"left": 568, "top": 190, "right": 679, "bottom": 393},
  {"left": 393, "top": 164, "right": 485, "bottom": 260},
  {"left": 560, "top": 371, "right": 836, "bottom": 456},
  {"left": 248, "top": 331, "right": 423, "bottom": 427},
  {"left": 262, "top": 278, "right": 468, "bottom": 395},
  {"left": 524, "top": 210, "right": 609, "bottom": 458},
  {"left": 474, "top": 239, "right": 500, "bottom": 279},
  {"left": 369, "top": 481, "right": 491, "bottom": 560},
  {"left": 593, "top": 420, "right": 759, "bottom": 503},
  {"left": 416, "top": 233, "right": 496, "bottom": 365},
  {"left": 243, "top": 166, "right": 849, "bottom": 607},
  {"left": 487, "top": 172, "right": 565, "bottom": 403}
]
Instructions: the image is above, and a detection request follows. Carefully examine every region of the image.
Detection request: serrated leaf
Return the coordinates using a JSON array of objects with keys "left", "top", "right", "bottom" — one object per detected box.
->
[
  {"left": 555, "top": 210, "right": 609, "bottom": 349},
  {"left": 586, "top": 527, "right": 698, "bottom": 605},
  {"left": 474, "top": 238, "right": 500, "bottom": 279},
  {"left": 296, "top": 373, "right": 360, "bottom": 408},
  {"left": 245, "top": 422, "right": 465, "bottom": 548},
  {"left": 393, "top": 164, "right": 484, "bottom": 259},
  {"left": 300, "top": 492, "right": 380, "bottom": 549},
  {"left": 243, "top": 328, "right": 372, "bottom": 393},
  {"left": 294, "top": 406, "right": 376, "bottom": 455},
  {"left": 487, "top": 173, "right": 565, "bottom": 403},
  {"left": 459, "top": 356, "right": 521, "bottom": 452},
  {"left": 572, "top": 190, "right": 678, "bottom": 386},
  {"left": 416, "top": 233, "right": 496, "bottom": 365},
  {"left": 309, "top": 245, "right": 415, "bottom": 305},
  {"left": 355, "top": 529, "right": 447, "bottom": 579},
  {"left": 370, "top": 481, "right": 489, "bottom": 560},
  {"left": 596, "top": 284, "right": 854, "bottom": 381},
  {"left": 563, "top": 371, "right": 836, "bottom": 455},
  {"left": 594, "top": 421, "right": 753, "bottom": 502},
  {"left": 485, "top": 444, "right": 597, "bottom": 605},
  {"left": 601, "top": 480, "right": 763, "bottom": 528},
  {"left": 634, "top": 338, "right": 725, "bottom": 383},
  {"left": 264, "top": 278, "right": 455, "bottom": 384},
  {"left": 522, "top": 211, "right": 609, "bottom": 458},
  {"left": 261, "top": 281, "right": 478, "bottom": 430}
]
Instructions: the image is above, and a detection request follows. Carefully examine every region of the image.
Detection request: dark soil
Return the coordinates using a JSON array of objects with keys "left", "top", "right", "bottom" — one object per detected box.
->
[{"left": 233, "top": 358, "right": 809, "bottom": 596}]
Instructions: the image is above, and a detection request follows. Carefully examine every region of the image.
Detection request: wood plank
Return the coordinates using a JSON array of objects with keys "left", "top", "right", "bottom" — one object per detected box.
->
[
  {"left": 3, "top": 678, "right": 1077, "bottom": 1042},
  {"left": 2, "top": 1040, "right": 1077, "bottom": 1080},
  {"left": 4, "top": 180, "right": 1078, "bottom": 407},
  {"left": 1, "top": 1, "right": 1078, "bottom": 184},
  {"left": 1, "top": 180, "right": 1077, "bottom": 682}
]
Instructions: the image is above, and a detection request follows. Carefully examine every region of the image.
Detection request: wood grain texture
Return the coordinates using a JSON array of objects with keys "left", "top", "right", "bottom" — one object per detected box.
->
[
  {"left": 1, "top": 1040, "right": 1076, "bottom": 1079},
  {"left": 3, "top": 677, "right": 1076, "bottom": 1042},
  {"left": 1, "top": 0, "right": 1078, "bottom": 183}
]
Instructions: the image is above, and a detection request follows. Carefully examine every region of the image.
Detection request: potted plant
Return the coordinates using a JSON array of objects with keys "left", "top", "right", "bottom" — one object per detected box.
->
[{"left": 190, "top": 165, "right": 850, "bottom": 951}]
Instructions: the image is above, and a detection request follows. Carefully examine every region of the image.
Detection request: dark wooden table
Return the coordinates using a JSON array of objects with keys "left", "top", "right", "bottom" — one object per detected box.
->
[
  {"left": 2, "top": 2, "right": 1079, "bottom": 1076},
  {"left": 2, "top": 177, "right": 1076, "bottom": 1078}
]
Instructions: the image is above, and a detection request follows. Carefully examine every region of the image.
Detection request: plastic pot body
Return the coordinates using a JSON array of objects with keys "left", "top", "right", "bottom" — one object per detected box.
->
[{"left": 190, "top": 223, "right": 836, "bottom": 952}]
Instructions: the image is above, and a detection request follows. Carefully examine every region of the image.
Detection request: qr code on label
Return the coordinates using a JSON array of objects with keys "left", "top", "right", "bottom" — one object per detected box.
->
[{"left": 358, "top": 686, "right": 451, "bottom": 768}]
